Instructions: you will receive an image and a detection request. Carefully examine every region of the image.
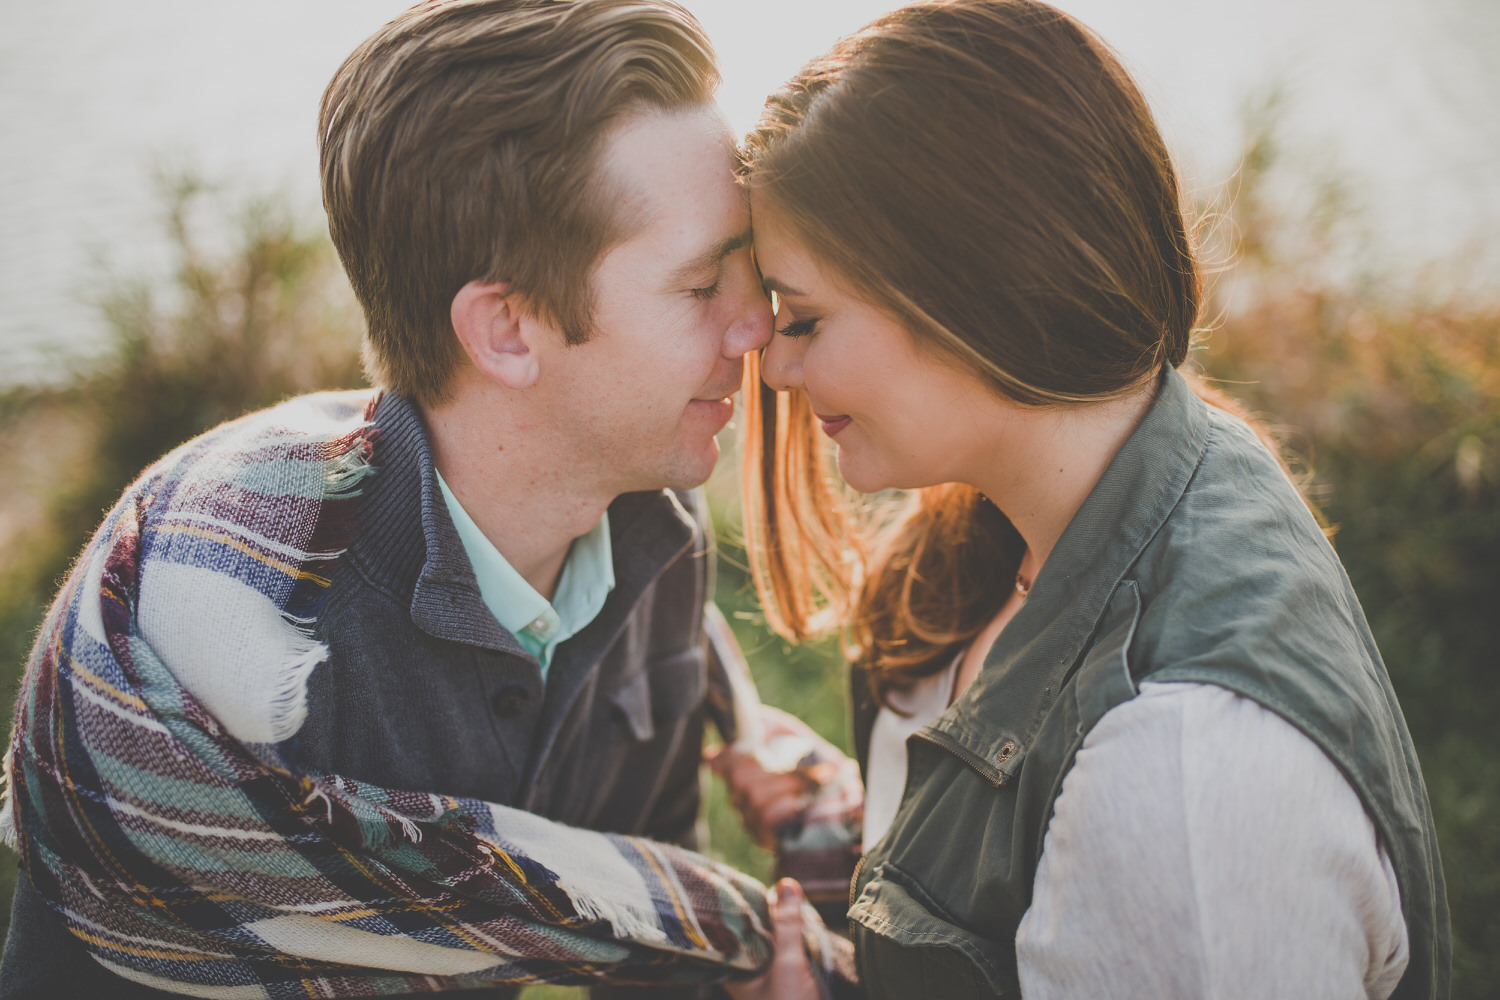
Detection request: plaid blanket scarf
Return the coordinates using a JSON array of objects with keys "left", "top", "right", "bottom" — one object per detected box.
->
[{"left": 1, "top": 391, "right": 850, "bottom": 997}]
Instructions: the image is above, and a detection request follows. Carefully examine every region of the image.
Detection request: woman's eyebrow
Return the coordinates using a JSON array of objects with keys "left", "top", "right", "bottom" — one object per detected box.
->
[{"left": 760, "top": 276, "right": 807, "bottom": 298}]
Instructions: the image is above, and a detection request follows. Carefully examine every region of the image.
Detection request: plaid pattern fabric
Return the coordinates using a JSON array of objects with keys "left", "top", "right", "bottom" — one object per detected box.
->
[{"left": 1, "top": 391, "right": 843, "bottom": 997}]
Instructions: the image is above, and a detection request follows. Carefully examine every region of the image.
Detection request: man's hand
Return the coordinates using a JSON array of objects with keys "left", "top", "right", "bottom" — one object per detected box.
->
[
  {"left": 705, "top": 705, "right": 851, "bottom": 848},
  {"left": 726, "top": 879, "right": 822, "bottom": 1000}
]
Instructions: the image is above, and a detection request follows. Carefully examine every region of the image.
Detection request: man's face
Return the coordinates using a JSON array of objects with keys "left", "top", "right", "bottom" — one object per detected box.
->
[{"left": 534, "top": 103, "right": 772, "bottom": 495}]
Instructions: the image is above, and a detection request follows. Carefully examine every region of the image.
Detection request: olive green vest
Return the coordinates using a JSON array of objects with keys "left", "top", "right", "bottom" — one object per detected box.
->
[{"left": 848, "top": 368, "right": 1449, "bottom": 999}]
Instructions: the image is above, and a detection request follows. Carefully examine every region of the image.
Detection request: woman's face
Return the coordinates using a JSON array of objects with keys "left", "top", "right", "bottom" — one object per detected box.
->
[{"left": 753, "top": 199, "right": 1007, "bottom": 494}]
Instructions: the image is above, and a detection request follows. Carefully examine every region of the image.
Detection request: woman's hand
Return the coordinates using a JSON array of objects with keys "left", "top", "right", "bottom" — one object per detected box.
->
[
  {"left": 726, "top": 879, "right": 822, "bottom": 1000},
  {"left": 705, "top": 705, "right": 850, "bottom": 848}
]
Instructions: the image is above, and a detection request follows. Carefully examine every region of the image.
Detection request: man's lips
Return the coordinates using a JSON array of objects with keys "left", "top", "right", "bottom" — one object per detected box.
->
[
  {"left": 688, "top": 396, "right": 735, "bottom": 428},
  {"left": 692, "top": 391, "right": 737, "bottom": 404},
  {"left": 816, "top": 413, "right": 851, "bottom": 437},
  {"left": 693, "top": 376, "right": 742, "bottom": 404},
  {"left": 689, "top": 375, "right": 742, "bottom": 421},
  {"left": 689, "top": 394, "right": 734, "bottom": 413}
]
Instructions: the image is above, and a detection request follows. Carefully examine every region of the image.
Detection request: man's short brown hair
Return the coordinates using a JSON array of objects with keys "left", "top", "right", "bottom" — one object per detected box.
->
[{"left": 319, "top": 0, "right": 718, "bottom": 405}]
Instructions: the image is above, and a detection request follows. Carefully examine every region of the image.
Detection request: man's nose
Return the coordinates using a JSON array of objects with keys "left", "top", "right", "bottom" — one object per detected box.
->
[
  {"left": 722, "top": 296, "right": 773, "bottom": 359},
  {"left": 760, "top": 330, "right": 803, "bottom": 393}
]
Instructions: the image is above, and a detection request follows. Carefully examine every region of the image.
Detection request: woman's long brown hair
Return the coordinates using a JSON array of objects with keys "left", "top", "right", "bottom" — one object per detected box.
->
[{"left": 739, "top": 0, "right": 1208, "bottom": 706}]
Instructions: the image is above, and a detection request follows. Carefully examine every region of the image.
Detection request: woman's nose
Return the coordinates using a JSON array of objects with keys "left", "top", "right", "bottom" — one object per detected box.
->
[{"left": 760, "top": 330, "right": 804, "bottom": 392}]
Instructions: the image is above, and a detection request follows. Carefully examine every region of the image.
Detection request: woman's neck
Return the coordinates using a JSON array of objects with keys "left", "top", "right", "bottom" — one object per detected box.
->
[
  {"left": 971, "top": 381, "right": 1157, "bottom": 581},
  {"left": 950, "top": 378, "right": 1158, "bottom": 701}
]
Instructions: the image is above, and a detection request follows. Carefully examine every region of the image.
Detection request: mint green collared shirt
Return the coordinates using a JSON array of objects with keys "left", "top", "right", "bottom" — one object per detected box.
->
[{"left": 435, "top": 470, "right": 615, "bottom": 677}]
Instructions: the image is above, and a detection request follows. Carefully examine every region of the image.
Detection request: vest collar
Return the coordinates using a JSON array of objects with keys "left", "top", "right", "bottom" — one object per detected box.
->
[{"left": 920, "top": 367, "right": 1212, "bottom": 782}]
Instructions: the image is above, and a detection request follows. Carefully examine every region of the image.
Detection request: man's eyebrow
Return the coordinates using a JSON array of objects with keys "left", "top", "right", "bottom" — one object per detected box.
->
[
  {"left": 760, "top": 276, "right": 807, "bottom": 298},
  {"left": 669, "top": 230, "right": 751, "bottom": 284}
]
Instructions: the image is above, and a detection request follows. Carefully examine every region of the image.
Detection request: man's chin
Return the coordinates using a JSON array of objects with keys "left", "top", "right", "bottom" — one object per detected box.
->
[{"left": 658, "top": 437, "right": 722, "bottom": 493}]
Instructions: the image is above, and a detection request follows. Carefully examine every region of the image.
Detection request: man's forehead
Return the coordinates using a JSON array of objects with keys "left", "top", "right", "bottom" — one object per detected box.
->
[
  {"left": 606, "top": 158, "right": 747, "bottom": 250},
  {"left": 595, "top": 109, "right": 748, "bottom": 279},
  {"left": 598, "top": 104, "right": 739, "bottom": 216}
]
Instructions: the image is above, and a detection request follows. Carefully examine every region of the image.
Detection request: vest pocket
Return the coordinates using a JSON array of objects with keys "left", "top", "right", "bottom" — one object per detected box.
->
[{"left": 849, "top": 863, "right": 1014, "bottom": 998}]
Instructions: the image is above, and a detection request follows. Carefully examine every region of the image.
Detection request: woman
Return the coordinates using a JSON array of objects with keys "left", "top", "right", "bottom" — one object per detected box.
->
[{"left": 716, "top": 0, "right": 1450, "bottom": 996}]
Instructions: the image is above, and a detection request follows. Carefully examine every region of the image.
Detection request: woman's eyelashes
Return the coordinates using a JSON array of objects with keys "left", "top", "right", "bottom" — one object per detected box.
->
[{"left": 775, "top": 317, "right": 819, "bottom": 339}]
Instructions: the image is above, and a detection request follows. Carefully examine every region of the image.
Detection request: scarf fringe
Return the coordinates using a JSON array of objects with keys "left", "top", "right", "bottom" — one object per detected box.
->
[
  {"left": 0, "top": 747, "right": 15, "bottom": 850},
  {"left": 323, "top": 430, "right": 377, "bottom": 500},
  {"left": 263, "top": 629, "right": 333, "bottom": 745}
]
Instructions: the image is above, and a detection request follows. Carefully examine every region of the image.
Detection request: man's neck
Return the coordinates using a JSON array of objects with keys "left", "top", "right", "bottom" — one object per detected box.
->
[{"left": 420, "top": 389, "right": 613, "bottom": 601}]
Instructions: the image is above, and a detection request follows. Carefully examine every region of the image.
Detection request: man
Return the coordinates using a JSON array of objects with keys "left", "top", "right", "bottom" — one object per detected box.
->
[{"left": 0, "top": 1, "right": 773, "bottom": 995}]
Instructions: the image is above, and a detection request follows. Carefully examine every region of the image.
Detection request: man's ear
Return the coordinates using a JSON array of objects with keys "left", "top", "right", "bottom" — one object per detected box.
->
[{"left": 450, "top": 280, "right": 540, "bottom": 390}]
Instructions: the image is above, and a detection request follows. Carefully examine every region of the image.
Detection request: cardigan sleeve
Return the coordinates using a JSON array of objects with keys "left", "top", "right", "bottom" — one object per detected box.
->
[{"left": 1015, "top": 681, "right": 1409, "bottom": 1000}]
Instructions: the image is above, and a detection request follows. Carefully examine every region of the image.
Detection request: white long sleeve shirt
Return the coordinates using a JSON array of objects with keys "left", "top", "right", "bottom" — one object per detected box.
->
[{"left": 863, "top": 676, "right": 1409, "bottom": 998}]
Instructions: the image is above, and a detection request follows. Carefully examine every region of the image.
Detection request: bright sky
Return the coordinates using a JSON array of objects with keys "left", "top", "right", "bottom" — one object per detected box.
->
[
  {"left": 1, "top": 0, "right": 1495, "bottom": 378},
  {"left": 5, "top": 0, "right": 1491, "bottom": 199}
]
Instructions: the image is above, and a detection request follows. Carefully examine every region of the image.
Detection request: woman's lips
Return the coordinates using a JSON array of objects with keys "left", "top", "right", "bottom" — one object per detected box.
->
[{"left": 817, "top": 414, "right": 851, "bottom": 437}]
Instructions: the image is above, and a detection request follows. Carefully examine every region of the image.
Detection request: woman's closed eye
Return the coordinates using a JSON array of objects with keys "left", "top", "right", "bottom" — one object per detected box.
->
[{"left": 775, "top": 317, "right": 819, "bottom": 338}]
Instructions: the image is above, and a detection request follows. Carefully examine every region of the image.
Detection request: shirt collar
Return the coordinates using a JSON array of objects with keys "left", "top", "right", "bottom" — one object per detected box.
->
[
  {"left": 435, "top": 468, "right": 615, "bottom": 673},
  {"left": 353, "top": 393, "right": 692, "bottom": 663}
]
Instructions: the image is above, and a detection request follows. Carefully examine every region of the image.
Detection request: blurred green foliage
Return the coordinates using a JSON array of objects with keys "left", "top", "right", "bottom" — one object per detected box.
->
[
  {"left": 0, "top": 104, "right": 1495, "bottom": 996},
  {"left": 1194, "top": 101, "right": 1500, "bottom": 990}
]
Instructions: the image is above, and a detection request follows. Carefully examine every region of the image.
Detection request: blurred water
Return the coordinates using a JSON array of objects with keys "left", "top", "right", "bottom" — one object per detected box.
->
[{"left": 2, "top": 0, "right": 1496, "bottom": 384}]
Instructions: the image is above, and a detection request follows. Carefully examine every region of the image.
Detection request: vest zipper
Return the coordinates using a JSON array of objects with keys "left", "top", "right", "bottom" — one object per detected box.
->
[
  {"left": 848, "top": 851, "right": 867, "bottom": 912},
  {"left": 909, "top": 730, "right": 1009, "bottom": 786}
]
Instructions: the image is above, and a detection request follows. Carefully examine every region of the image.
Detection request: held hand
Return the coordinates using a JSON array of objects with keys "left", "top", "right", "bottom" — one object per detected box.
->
[
  {"left": 705, "top": 706, "right": 847, "bottom": 848},
  {"left": 705, "top": 745, "right": 812, "bottom": 848},
  {"left": 726, "top": 879, "right": 822, "bottom": 1000}
]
